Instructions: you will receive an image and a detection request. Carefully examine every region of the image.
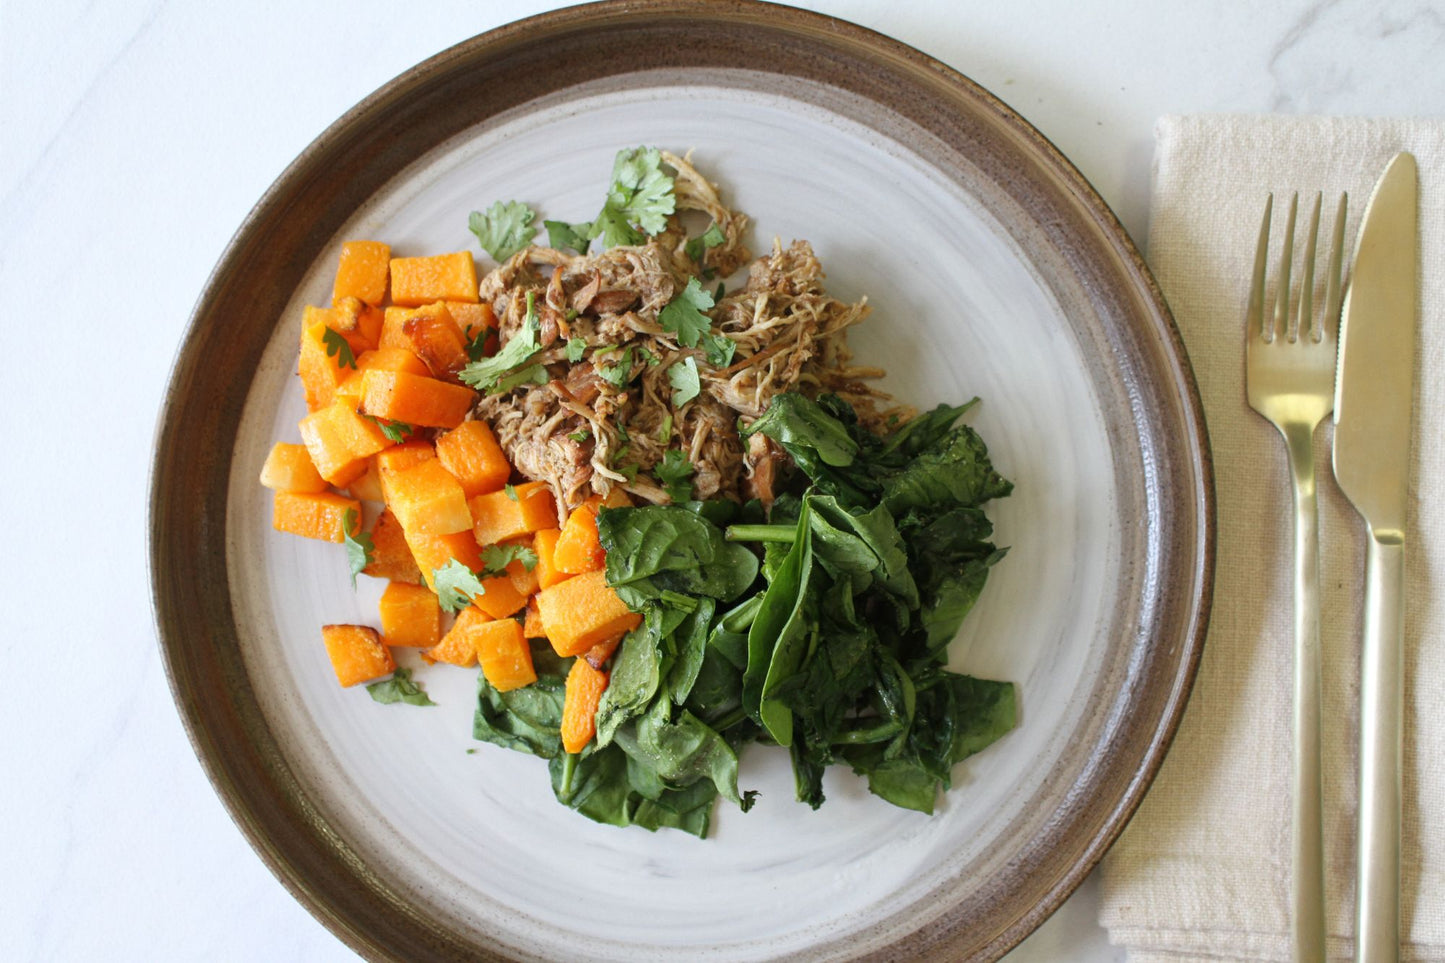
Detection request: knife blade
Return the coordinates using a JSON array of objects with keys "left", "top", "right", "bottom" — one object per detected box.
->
[{"left": 1333, "top": 150, "right": 1418, "bottom": 963}]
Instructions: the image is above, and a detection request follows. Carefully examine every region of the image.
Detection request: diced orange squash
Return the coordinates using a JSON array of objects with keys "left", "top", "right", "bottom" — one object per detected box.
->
[
  {"left": 583, "top": 633, "right": 624, "bottom": 670},
  {"left": 553, "top": 502, "right": 606, "bottom": 575},
  {"left": 473, "top": 618, "right": 537, "bottom": 692},
  {"left": 272, "top": 490, "right": 361, "bottom": 543},
  {"left": 469, "top": 573, "right": 529, "bottom": 620},
  {"left": 332, "top": 240, "right": 391, "bottom": 306},
  {"left": 380, "top": 306, "right": 413, "bottom": 350},
  {"left": 346, "top": 461, "right": 385, "bottom": 502},
  {"left": 360, "top": 369, "right": 475, "bottom": 429},
  {"left": 445, "top": 300, "right": 497, "bottom": 341},
  {"left": 536, "top": 570, "right": 643, "bottom": 658},
  {"left": 302, "top": 304, "right": 371, "bottom": 360},
  {"left": 401, "top": 302, "right": 470, "bottom": 381},
  {"left": 523, "top": 598, "right": 547, "bottom": 639},
  {"left": 378, "top": 581, "right": 441, "bottom": 648},
  {"left": 374, "top": 439, "right": 436, "bottom": 477},
  {"left": 561, "top": 658, "right": 609, "bottom": 754},
  {"left": 389, "top": 252, "right": 479, "bottom": 307},
  {"left": 384, "top": 458, "right": 472, "bottom": 536},
  {"left": 469, "top": 481, "right": 557, "bottom": 546},
  {"left": 406, "top": 529, "right": 485, "bottom": 592},
  {"left": 338, "top": 346, "right": 432, "bottom": 408},
  {"left": 331, "top": 296, "right": 384, "bottom": 353},
  {"left": 435, "top": 420, "right": 511, "bottom": 497},
  {"left": 298, "top": 319, "right": 352, "bottom": 412},
  {"left": 426, "top": 605, "right": 486, "bottom": 667},
  {"left": 259, "top": 442, "right": 328, "bottom": 494},
  {"left": 362, "top": 508, "right": 423, "bottom": 584},
  {"left": 299, "top": 401, "right": 392, "bottom": 486},
  {"left": 321, "top": 624, "right": 395, "bottom": 687},
  {"left": 532, "top": 528, "right": 569, "bottom": 590}
]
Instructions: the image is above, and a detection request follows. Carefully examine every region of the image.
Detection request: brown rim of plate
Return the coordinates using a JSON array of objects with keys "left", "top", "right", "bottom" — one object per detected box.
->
[{"left": 149, "top": 1, "right": 1214, "bottom": 960}]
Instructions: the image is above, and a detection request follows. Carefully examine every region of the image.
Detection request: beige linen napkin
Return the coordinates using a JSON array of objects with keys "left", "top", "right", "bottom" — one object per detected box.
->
[{"left": 1098, "top": 115, "right": 1445, "bottom": 962}]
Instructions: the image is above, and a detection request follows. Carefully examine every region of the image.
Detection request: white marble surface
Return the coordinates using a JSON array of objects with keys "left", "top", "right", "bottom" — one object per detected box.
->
[{"left": 3, "top": 1, "right": 1443, "bottom": 960}]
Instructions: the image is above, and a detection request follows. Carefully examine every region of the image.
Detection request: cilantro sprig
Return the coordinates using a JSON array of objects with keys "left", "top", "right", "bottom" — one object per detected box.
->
[
  {"left": 481, "top": 543, "right": 539, "bottom": 576},
  {"left": 342, "top": 509, "right": 374, "bottom": 588},
  {"left": 322, "top": 327, "right": 357, "bottom": 369},
  {"left": 668, "top": 357, "right": 701, "bottom": 407},
  {"left": 458, "top": 292, "right": 542, "bottom": 393},
  {"left": 432, "top": 559, "right": 488, "bottom": 614},
  {"left": 469, "top": 200, "right": 538, "bottom": 262},
  {"left": 659, "top": 278, "right": 715, "bottom": 348},
  {"left": 592, "top": 147, "right": 676, "bottom": 248}
]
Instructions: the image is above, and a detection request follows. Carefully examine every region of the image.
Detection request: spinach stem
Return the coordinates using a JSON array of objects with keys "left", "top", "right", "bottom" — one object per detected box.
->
[
  {"left": 724, "top": 524, "right": 796, "bottom": 543},
  {"left": 559, "top": 752, "right": 578, "bottom": 800}
]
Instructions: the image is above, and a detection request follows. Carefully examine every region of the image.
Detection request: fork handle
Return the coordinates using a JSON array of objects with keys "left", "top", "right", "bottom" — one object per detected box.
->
[
  {"left": 1286, "top": 423, "right": 1326, "bottom": 963},
  {"left": 1356, "top": 534, "right": 1404, "bottom": 963}
]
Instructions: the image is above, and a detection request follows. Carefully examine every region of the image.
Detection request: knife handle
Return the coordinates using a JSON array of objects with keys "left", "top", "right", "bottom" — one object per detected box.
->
[{"left": 1356, "top": 534, "right": 1404, "bottom": 963}]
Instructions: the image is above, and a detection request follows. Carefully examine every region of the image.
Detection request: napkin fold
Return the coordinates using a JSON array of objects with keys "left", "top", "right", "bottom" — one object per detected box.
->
[{"left": 1098, "top": 115, "right": 1445, "bottom": 962}]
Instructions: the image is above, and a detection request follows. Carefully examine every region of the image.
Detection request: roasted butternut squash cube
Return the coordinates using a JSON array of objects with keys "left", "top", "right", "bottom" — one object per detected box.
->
[
  {"left": 523, "top": 598, "right": 547, "bottom": 639},
  {"left": 389, "top": 252, "right": 479, "bottom": 307},
  {"left": 331, "top": 296, "right": 383, "bottom": 353},
  {"left": 426, "top": 605, "right": 486, "bottom": 667},
  {"left": 469, "top": 481, "right": 557, "bottom": 546},
  {"left": 362, "top": 508, "right": 422, "bottom": 584},
  {"left": 474, "top": 618, "right": 536, "bottom": 692},
  {"left": 406, "top": 529, "right": 485, "bottom": 593},
  {"left": 332, "top": 240, "right": 391, "bottom": 306},
  {"left": 297, "top": 319, "right": 352, "bottom": 412},
  {"left": 272, "top": 490, "right": 361, "bottom": 543},
  {"left": 299, "top": 401, "right": 392, "bottom": 486},
  {"left": 435, "top": 420, "right": 511, "bottom": 497},
  {"left": 380, "top": 306, "right": 413, "bottom": 350},
  {"left": 561, "top": 658, "right": 609, "bottom": 753},
  {"left": 535, "top": 570, "right": 642, "bottom": 658},
  {"left": 384, "top": 458, "right": 472, "bottom": 536},
  {"left": 259, "top": 442, "right": 329, "bottom": 494},
  {"left": 321, "top": 624, "right": 395, "bottom": 687},
  {"left": 552, "top": 502, "right": 606, "bottom": 575},
  {"left": 378, "top": 581, "right": 441, "bottom": 648},
  {"left": 444, "top": 300, "right": 497, "bottom": 342},
  {"left": 531, "top": 528, "right": 569, "bottom": 590},
  {"left": 401, "top": 302, "right": 470, "bottom": 381},
  {"left": 360, "top": 368, "right": 475, "bottom": 429}
]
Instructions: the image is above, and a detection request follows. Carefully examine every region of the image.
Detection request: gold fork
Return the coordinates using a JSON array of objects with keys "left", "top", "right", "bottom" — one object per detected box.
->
[{"left": 1245, "top": 190, "right": 1347, "bottom": 963}]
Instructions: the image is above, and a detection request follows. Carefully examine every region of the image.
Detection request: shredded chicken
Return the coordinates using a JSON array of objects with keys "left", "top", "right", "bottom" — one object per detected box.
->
[{"left": 470, "top": 151, "right": 910, "bottom": 515}]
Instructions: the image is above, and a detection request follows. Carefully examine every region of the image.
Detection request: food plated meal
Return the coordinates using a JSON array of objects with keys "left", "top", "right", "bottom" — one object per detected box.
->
[{"left": 262, "top": 148, "right": 1019, "bottom": 838}]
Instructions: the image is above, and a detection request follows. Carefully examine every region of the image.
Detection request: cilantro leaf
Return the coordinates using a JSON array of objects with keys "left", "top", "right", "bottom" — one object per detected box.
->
[
  {"left": 593, "top": 146, "right": 675, "bottom": 248},
  {"left": 668, "top": 357, "right": 701, "bottom": 407},
  {"left": 564, "top": 337, "right": 588, "bottom": 362},
  {"left": 545, "top": 219, "right": 594, "bottom": 255},
  {"left": 458, "top": 292, "right": 541, "bottom": 391},
  {"left": 481, "top": 543, "right": 539, "bottom": 577},
  {"left": 685, "top": 221, "right": 727, "bottom": 262},
  {"left": 364, "top": 415, "right": 414, "bottom": 444},
  {"left": 322, "top": 327, "right": 357, "bottom": 369},
  {"left": 366, "top": 667, "right": 437, "bottom": 707},
  {"left": 469, "top": 200, "right": 538, "bottom": 261},
  {"left": 491, "top": 363, "right": 548, "bottom": 395},
  {"left": 465, "top": 328, "right": 491, "bottom": 362},
  {"left": 654, "top": 449, "right": 696, "bottom": 502},
  {"left": 702, "top": 332, "right": 736, "bottom": 368},
  {"left": 569, "top": 428, "right": 591, "bottom": 443},
  {"left": 598, "top": 347, "right": 637, "bottom": 389},
  {"left": 433, "top": 559, "right": 487, "bottom": 613},
  {"left": 342, "top": 509, "right": 374, "bottom": 588},
  {"left": 504, "top": 483, "right": 518, "bottom": 501},
  {"left": 659, "top": 278, "right": 715, "bottom": 348},
  {"left": 636, "top": 346, "right": 661, "bottom": 367}
]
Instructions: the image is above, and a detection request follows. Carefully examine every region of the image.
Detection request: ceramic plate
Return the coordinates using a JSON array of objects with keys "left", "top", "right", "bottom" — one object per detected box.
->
[{"left": 151, "top": 3, "right": 1213, "bottom": 960}]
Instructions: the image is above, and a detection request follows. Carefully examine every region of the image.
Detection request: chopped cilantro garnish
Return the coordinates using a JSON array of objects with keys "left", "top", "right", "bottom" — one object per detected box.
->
[
  {"left": 654, "top": 449, "right": 696, "bottom": 503},
  {"left": 321, "top": 327, "right": 357, "bottom": 369},
  {"left": 668, "top": 357, "right": 701, "bottom": 407},
  {"left": 568, "top": 428, "right": 592, "bottom": 443},
  {"left": 591, "top": 147, "right": 675, "bottom": 248},
  {"left": 684, "top": 221, "right": 727, "bottom": 262},
  {"left": 504, "top": 483, "right": 518, "bottom": 501},
  {"left": 490, "top": 363, "right": 548, "bottom": 394},
  {"left": 564, "top": 337, "right": 588, "bottom": 362},
  {"left": 702, "top": 332, "right": 736, "bottom": 368},
  {"left": 432, "top": 559, "right": 487, "bottom": 613},
  {"left": 659, "top": 278, "right": 716, "bottom": 348},
  {"left": 544, "top": 219, "right": 594, "bottom": 255},
  {"left": 364, "top": 415, "right": 414, "bottom": 444},
  {"left": 465, "top": 327, "right": 490, "bottom": 362},
  {"left": 481, "top": 543, "right": 539, "bottom": 576},
  {"left": 657, "top": 413, "right": 673, "bottom": 441},
  {"left": 636, "top": 346, "right": 661, "bottom": 367},
  {"left": 366, "top": 668, "right": 437, "bottom": 707},
  {"left": 342, "top": 509, "right": 374, "bottom": 588},
  {"left": 459, "top": 292, "right": 541, "bottom": 391},
  {"left": 469, "top": 200, "right": 538, "bottom": 261},
  {"left": 598, "top": 347, "right": 636, "bottom": 389}
]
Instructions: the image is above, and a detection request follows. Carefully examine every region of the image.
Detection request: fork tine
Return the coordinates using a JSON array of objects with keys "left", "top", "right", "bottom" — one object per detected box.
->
[
  {"left": 1294, "top": 192, "right": 1322, "bottom": 343},
  {"left": 1272, "top": 192, "right": 1299, "bottom": 343},
  {"left": 1320, "top": 193, "right": 1348, "bottom": 343},
  {"left": 1248, "top": 194, "right": 1273, "bottom": 340}
]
